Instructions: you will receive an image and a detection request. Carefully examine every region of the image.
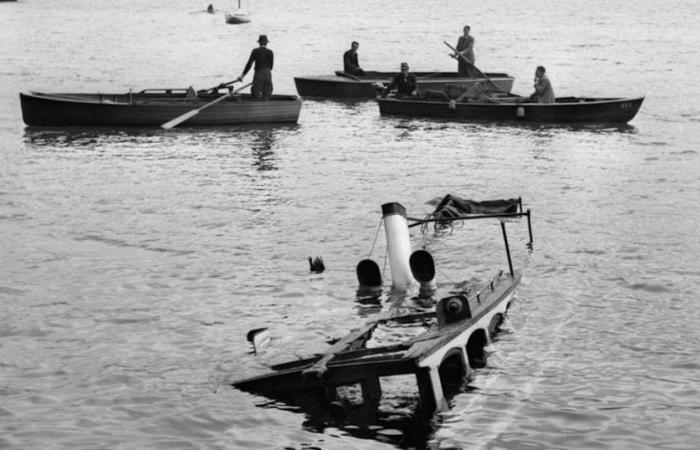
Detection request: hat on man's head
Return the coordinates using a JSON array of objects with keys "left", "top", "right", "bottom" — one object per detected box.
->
[
  {"left": 400, "top": 62, "right": 409, "bottom": 70},
  {"left": 258, "top": 34, "right": 269, "bottom": 44}
]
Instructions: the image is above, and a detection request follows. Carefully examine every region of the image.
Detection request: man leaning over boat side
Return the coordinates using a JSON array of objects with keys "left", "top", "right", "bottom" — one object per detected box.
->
[
  {"left": 528, "top": 65, "right": 555, "bottom": 103},
  {"left": 343, "top": 41, "right": 365, "bottom": 76},
  {"left": 381, "top": 62, "right": 418, "bottom": 98},
  {"left": 236, "top": 34, "right": 274, "bottom": 100}
]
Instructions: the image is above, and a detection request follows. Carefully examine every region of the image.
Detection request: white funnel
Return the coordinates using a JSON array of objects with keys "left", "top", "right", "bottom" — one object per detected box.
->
[{"left": 382, "top": 202, "right": 416, "bottom": 290}]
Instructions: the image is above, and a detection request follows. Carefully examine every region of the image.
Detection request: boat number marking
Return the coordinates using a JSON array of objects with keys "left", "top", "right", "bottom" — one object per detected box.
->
[{"left": 620, "top": 102, "right": 634, "bottom": 109}]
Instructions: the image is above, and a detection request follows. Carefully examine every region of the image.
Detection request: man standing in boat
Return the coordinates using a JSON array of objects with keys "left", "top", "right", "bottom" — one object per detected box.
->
[
  {"left": 236, "top": 35, "right": 273, "bottom": 100},
  {"left": 528, "top": 65, "right": 555, "bottom": 103},
  {"left": 343, "top": 41, "right": 365, "bottom": 76},
  {"left": 381, "top": 62, "right": 418, "bottom": 98},
  {"left": 454, "top": 25, "right": 476, "bottom": 77}
]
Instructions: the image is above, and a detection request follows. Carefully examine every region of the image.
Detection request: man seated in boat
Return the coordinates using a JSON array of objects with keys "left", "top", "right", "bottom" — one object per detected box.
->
[
  {"left": 185, "top": 86, "right": 198, "bottom": 100},
  {"left": 381, "top": 62, "right": 418, "bottom": 98},
  {"left": 527, "top": 65, "right": 555, "bottom": 103},
  {"left": 343, "top": 41, "right": 365, "bottom": 76}
]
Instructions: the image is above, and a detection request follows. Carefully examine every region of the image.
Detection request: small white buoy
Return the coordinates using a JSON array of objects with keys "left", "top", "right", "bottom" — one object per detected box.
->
[
  {"left": 516, "top": 106, "right": 525, "bottom": 118},
  {"left": 448, "top": 99, "right": 457, "bottom": 110}
]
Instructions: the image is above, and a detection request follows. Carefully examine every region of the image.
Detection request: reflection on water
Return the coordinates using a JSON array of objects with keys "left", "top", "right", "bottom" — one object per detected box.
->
[
  {"left": 250, "top": 129, "right": 278, "bottom": 172},
  {"left": 383, "top": 117, "right": 640, "bottom": 134},
  {"left": 243, "top": 321, "right": 494, "bottom": 449},
  {"left": 22, "top": 123, "right": 301, "bottom": 151},
  {"left": 23, "top": 126, "right": 167, "bottom": 147},
  {"left": 4, "top": 0, "right": 700, "bottom": 447},
  {"left": 259, "top": 391, "right": 438, "bottom": 448}
]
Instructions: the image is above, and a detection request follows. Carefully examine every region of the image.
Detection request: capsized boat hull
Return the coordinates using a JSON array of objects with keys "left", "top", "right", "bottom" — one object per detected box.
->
[{"left": 20, "top": 90, "right": 301, "bottom": 127}]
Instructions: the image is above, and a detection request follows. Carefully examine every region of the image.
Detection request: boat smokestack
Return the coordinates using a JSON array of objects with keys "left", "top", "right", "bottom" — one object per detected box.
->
[
  {"left": 381, "top": 202, "right": 416, "bottom": 290},
  {"left": 410, "top": 249, "right": 437, "bottom": 297}
]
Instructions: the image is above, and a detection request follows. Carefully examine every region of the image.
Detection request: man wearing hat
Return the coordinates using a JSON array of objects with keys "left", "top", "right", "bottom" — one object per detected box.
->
[
  {"left": 237, "top": 34, "right": 274, "bottom": 99},
  {"left": 381, "top": 62, "right": 418, "bottom": 98}
]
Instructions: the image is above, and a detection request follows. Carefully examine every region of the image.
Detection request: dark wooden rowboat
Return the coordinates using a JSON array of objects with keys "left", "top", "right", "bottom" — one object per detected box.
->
[
  {"left": 377, "top": 95, "right": 645, "bottom": 124},
  {"left": 294, "top": 71, "right": 515, "bottom": 99},
  {"left": 20, "top": 89, "right": 301, "bottom": 127}
]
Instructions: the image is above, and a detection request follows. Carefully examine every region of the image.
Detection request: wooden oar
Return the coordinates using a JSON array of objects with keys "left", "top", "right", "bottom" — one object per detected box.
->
[
  {"left": 161, "top": 82, "right": 251, "bottom": 130},
  {"left": 206, "top": 79, "right": 239, "bottom": 92},
  {"left": 443, "top": 41, "right": 507, "bottom": 94}
]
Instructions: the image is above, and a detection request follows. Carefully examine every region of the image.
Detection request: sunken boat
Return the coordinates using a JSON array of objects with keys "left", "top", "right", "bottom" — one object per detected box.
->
[
  {"left": 19, "top": 88, "right": 301, "bottom": 127},
  {"left": 232, "top": 196, "right": 533, "bottom": 416},
  {"left": 294, "top": 71, "right": 515, "bottom": 99}
]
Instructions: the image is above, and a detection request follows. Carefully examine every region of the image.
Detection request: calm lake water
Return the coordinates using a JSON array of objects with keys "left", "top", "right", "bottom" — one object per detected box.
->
[{"left": 1, "top": 0, "right": 699, "bottom": 448}]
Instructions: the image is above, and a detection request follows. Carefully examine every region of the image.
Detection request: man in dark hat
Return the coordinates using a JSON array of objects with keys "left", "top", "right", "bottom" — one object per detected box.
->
[
  {"left": 236, "top": 34, "right": 274, "bottom": 100},
  {"left": 381, "top": 62, "right": 418, "bottom": 98}
]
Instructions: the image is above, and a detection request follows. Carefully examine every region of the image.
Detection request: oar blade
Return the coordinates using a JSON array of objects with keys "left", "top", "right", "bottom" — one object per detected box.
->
[{"left": 161, "top": 109, "right": 199, "bottom": 130}]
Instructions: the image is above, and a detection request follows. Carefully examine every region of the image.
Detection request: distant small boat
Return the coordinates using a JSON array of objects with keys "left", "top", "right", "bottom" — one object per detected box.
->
[
  {"left": 20, "top": 89, "right": 301, "bottom": 127},
  {"left": 225, "top": 0, "right": 250, "bottom": 24},
  {"left": 377, "top": 95, "right": 645, "bottom": 124}
]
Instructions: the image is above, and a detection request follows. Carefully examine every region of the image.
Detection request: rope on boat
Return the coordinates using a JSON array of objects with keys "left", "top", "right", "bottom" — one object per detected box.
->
[{"left": 367, "top": 218, "right": 383, "bottom": 258}]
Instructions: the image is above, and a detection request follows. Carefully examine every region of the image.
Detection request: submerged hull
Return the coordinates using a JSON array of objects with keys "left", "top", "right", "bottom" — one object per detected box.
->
[
  {"left": 377, "top": 96, "right": 645, "bottom": 124},
  {"left": 294, "top": 71, "right": 514, "bottom": 99},
  {"left": 20, "top": 90, "right": 301, "bottom": 127},
  {"left": 234, "top": 270, "right": 520, "bottom": 414}
]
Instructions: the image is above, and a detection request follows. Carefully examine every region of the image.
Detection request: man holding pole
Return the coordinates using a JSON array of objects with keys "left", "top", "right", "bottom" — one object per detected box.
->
[{"left": 454, "top": 25, "right": 476, "bottom": 77}]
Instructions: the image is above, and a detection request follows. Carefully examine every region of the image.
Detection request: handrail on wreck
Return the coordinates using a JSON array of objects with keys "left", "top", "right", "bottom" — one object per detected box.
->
[{"left": 407, "top": 209, "right": 534, "bottom": 253}]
